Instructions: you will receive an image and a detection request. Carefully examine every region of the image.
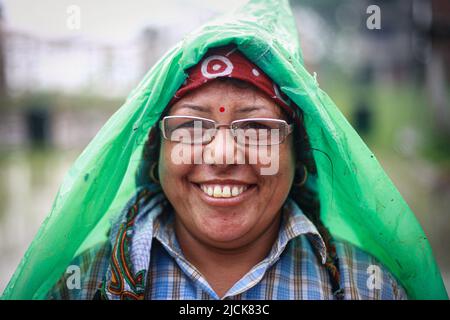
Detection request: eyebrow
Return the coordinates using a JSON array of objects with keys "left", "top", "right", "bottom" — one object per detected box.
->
[
  {"left": 176, "top": 104, "right": 210, "bottom": 113},
  {"left": 235, "top": 105, "right": 263, "bottom": 113},
  {"left": 236, "top": 105, "right": 284, "bottom": 119},
  {"left": 175, "top": 103, "right": 278, "bottom": 116}
]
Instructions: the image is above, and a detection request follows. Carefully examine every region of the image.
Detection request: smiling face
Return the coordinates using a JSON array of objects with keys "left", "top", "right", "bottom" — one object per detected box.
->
[{"left": 158, "top": 79, "right": 296, "bottom": 250}]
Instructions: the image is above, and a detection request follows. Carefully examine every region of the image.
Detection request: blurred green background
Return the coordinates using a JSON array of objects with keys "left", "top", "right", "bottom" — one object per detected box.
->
[{"left": 0, "top": 0, "right": 449, "bottom": 296}]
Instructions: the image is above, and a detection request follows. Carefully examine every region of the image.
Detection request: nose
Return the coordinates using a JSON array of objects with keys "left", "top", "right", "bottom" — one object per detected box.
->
[{"left": 203, "top": 127, "right": 244, "bottom": 166}]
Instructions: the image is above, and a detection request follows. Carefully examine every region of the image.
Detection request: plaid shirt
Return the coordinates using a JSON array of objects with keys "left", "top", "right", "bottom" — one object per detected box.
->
[{"left": 48, "top": 195, "right": 407, "bottom": 300}]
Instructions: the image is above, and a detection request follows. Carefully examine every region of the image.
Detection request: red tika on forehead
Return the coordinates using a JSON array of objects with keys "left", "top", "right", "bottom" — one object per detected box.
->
[{"left": 168, "top": 45, "right": 299, "bottom": 121}]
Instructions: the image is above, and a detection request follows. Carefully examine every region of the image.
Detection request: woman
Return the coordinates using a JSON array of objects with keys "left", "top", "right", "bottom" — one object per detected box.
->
[
  {"left": 3, "top": 0, "right": 447, "bottom": 300},
  {"left": 47, "top": 46, "right": 406, "bottom": 300}
]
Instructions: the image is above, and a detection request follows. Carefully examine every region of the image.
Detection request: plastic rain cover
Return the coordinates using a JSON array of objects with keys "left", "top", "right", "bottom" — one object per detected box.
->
[{"left": 2, "top": 0, "right": 447, "bottom": 300}]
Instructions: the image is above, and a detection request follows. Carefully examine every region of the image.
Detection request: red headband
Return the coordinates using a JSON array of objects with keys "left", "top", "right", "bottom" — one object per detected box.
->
[{"left": 168, "top": 46, "right": 299, "bottom": 121}]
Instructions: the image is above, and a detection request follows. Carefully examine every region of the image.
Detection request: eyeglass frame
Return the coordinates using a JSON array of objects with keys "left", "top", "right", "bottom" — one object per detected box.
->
[{"left": 159, "top": 115, "right": 294, "bottom": 146}]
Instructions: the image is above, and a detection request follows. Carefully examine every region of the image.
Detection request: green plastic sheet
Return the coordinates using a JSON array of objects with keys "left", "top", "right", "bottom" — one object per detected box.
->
[{"left": 2, "top": 0, "right": 447, "bottom": 300}]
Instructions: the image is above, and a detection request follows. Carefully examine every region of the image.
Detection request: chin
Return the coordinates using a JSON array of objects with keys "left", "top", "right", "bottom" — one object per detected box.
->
[{"left": 199, "top": 218, "right": 252, "bottom": 245}]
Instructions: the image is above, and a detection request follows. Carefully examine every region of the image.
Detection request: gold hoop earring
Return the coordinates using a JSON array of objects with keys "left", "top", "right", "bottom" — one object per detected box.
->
[
  {"left": 149, "top": 162, "right": 160, "bottom": 184},
  {"left": 294, "top": 164, "right": 308, "bottom": 187}
]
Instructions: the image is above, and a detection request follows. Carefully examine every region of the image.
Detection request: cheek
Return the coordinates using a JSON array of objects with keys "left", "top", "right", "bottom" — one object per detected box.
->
[
  {"left": 158, "top": 142, "right": 193, "bottom": 188},
  {"left": 282, "top": 143, "right": 296, "bottom": 178},
  {"left": 264, "top": 143, "right": 295, "bottom": 192}
]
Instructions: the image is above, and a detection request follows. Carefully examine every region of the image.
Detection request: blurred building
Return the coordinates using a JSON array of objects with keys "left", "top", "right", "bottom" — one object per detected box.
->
[
  {"left": 0, "top": 4, "right": 6, "bottom": 96},
  {"left": 424, "top": 0, "right": 450, "bottom": 138},
  {"left": 2, "top": 29, "right": 154, "bottom": 97}
]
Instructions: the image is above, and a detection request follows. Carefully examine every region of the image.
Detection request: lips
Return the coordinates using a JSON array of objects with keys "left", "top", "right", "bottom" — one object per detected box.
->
[
  {"left": 191, "top": 179, "right": 257, "bottom": 207},
  {"left": 199, "top": 184, "right": 249, "bottom": 198}
]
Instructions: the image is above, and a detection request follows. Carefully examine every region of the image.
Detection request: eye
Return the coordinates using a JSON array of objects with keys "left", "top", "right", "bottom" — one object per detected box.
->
[
  {"left": 239, "top": 121, "right": 272, "bottom": 130},
  {"left": 174, "top": 120, "right": 197, "bottom": 129}
]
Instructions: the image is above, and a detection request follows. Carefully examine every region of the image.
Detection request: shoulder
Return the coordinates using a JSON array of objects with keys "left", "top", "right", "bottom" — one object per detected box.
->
[
  {"left": 333, "top": 239, "right": 408, "bottom": 300},
  {"left": 47, "top": 241, "right": 112, "bottom": 300}
]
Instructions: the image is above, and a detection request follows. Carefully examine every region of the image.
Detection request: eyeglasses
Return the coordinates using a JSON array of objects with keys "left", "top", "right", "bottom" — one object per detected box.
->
[{"left": 159, "top": 115, "right": 294, "bottom": 146}]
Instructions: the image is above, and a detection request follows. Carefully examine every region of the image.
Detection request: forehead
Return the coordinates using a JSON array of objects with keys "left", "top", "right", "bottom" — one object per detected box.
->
[{"left": 169, "top": 79, "right": 285, "bottom": 118}]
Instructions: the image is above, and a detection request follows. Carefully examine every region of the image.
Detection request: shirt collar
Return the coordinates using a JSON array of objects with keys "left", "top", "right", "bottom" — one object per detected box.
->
[
  {"left": 279, "top": 198, "right": 328, "bottom": 264},
  {"left": 152, "top": 207, "right": 183, "bottom": 260}
]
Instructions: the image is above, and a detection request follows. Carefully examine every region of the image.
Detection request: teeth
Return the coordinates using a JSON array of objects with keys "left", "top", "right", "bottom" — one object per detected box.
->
[
  {"left": 213, "top": 186, "right": 221, "bottom": 197},
  {"left": 199, "top": 184, "right": 249, "bottom": 198},
  {"left": 222, "top": 186, "right": 231, "bottom": 198}
]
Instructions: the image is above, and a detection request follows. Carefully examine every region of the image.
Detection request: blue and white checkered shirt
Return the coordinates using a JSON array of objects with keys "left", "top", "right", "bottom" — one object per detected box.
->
[{"left": 48, "top": 192, "right": 407, "bottom": 300}]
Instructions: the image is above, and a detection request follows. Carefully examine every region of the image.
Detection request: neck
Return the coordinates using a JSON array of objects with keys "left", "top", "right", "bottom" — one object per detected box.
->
[{"left": 174, "top": 213, "right": 282, "bottom": 298}]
